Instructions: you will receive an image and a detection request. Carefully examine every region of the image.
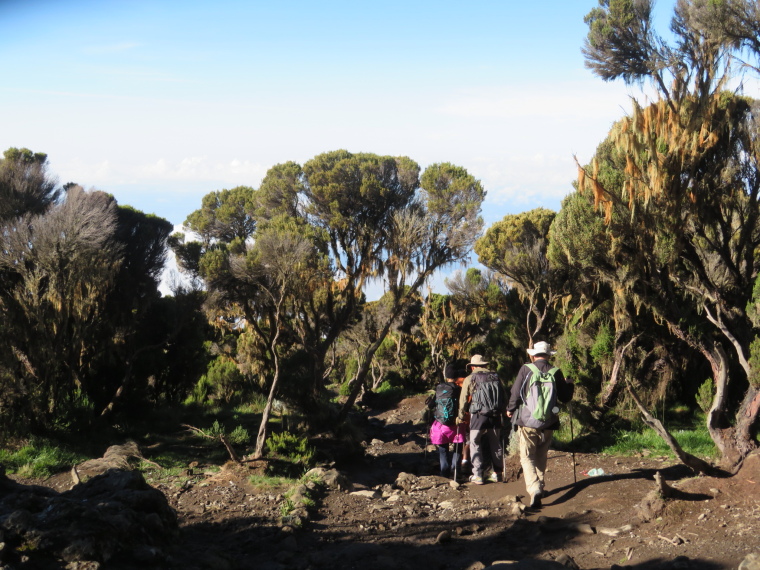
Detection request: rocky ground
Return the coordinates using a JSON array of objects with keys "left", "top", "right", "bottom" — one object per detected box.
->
[{"left": 3, "top": 394, "right": 760, "bottom": 569}]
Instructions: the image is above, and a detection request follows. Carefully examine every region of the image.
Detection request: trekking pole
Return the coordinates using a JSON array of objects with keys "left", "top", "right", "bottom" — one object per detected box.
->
[
  {"left": 568, "top": 402, "right": 577, "bottom": 484},
  {"left": 424, "top": 427, "right": 429, "bottom": 467},
  {"left": 502, "top": 421, "right": 509, "bottom": 483},
  {"left": 453, "top": 425, "right": 460, "bottom": 482}
]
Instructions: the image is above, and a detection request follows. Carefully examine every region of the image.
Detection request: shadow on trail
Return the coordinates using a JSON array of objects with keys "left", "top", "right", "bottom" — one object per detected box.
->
[
  {"left": 544, "top": 463, "right": 710, "bottom": 508},
  {"left": 337, "top": 415, "right": 433, "bottom": 488},
  {"left": 169, "top": 503, "right": 727, "bottom": 570}
]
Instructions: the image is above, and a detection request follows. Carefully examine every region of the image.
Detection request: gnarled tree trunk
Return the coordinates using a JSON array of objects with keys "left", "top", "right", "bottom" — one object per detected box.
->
[{"left": 625, "top": 379, "right": 726, "bottom": 477}]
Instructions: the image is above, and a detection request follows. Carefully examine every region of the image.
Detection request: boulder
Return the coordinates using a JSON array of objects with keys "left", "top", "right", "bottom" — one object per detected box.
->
[
  {"left": 73, "top": 442, "right": 145, "bottom": 483},
  {"left": 304, "top": 467, "right": 353, "bottom": 492},
  {"left": 0, "top": 468, "right": 177, "bottom": 568}
]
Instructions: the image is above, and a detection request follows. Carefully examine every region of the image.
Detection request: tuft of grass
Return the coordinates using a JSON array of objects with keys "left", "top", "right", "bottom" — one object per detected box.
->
[
  {"left": 279, "top": 472, "right": 325, "bottom": 527},
  {"left": 600, "top": 427, "right": 718, "bottom": 459},
  {"left": 299, "top": 496, "right": 316, "bottom": 509},
  {"left": 0, "top": 439, "right": 87, "bottom": 479},
  {"left": 301, "top": 470, "right": 324, "bottom": 486},
  {"left": 279, "top": 498, "right": 296, "bottom": 517},
  {"left": 249, "top": 474, "right": 297, "bottom": 490}
]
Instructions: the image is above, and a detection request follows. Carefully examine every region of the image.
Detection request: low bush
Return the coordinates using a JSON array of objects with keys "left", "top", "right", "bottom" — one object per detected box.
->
[
  {"left": 266, "top": 431, "right": 315, "bottom": 467},
  {"left": 202, "top": 420, "right": 250, "bottom": 445},
  {"left": 366, "top": 381, "right": 415, "bottom": 409}
]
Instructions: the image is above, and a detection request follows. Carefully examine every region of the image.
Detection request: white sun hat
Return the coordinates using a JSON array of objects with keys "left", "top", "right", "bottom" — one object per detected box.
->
[{"left": 526, "top": 341, "right": 556, "bottom": 356}]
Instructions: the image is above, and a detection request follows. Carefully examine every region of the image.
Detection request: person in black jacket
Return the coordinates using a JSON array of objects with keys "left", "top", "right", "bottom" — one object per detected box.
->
[
  {"left": 507, "top": 341, "right": 573, "bottom": 508},
  {"left": 457, "top": 355, "right": 505, "bottom": 485}
]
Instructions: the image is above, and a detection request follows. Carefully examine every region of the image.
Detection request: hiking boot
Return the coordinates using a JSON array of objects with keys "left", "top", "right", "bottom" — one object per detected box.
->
[
  {"left": 529, "top": 492, "right": 542, "bottom": 508},
  {"left": 469, "top": 474, "right": 484, "bottom": 485},
  {"left": 488, "top": 472, "right": 500, "bottom": 483}
]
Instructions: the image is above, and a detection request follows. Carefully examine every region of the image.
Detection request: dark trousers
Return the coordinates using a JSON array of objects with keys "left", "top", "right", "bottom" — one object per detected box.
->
[{"left": 437, "top": 444, "right": 462, "bottom": 477}]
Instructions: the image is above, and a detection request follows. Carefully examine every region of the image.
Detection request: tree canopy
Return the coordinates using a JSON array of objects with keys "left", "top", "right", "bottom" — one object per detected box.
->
[
  {"left": 0, "top": 149, "right": 178, "bottom": 435},
  {"left": 576, "top": 0, "right": 760, "bottom": 469},
  {"left": 175, "top": 150, "right": 485, "bottom": 440}
]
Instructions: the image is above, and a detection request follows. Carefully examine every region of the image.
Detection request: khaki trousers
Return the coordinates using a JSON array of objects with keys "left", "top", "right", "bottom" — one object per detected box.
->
[{"left": 517, "top": 426, "right": 553, "bottom": 497}]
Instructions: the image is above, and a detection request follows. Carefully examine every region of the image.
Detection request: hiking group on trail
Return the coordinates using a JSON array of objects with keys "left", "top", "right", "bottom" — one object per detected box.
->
[{"left": 426, "top": 341, "right": 574, "bottom": 508}]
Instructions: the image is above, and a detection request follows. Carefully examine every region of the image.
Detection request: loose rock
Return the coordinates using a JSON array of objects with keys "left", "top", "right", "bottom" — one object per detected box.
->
[{"left": 739, "top": 552, "right": 760, "bottom": 570}]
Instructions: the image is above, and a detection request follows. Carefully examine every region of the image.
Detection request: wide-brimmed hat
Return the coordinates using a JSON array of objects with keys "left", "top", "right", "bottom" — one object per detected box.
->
[
  {"left": 467, "top": 354, "right": 489, "bottom": 367},
  {"left": 527, "top": 341, "right": 556, "bottom": 357}
]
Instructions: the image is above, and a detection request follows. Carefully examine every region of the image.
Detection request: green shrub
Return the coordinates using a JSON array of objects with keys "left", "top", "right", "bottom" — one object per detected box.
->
[
  {"left": 590, "top": 322, "right": 614, "bottom": 364},
  {"left": 186, "top": 375, "right": 214, "bottom": 405},
  {"left": 696, "top": 378, "right": 714, "bottom": 414},
  {"left": 371, "top": 381, "right": 412, "bottom": 408},
  {"left": 338, "top": 379, "right": 353, "bottom": 397},
  {"left": 749, "top": 338, "right": 760, "bottom": 388},
  {"left": 228, "top": 425, "right": 250, "bottom": 445},
  {"left": 198, "top": 420, "right": 250, "bottom": 445},
  {"left": 551, "top": 411, "right": 583, "bottom": 446},
  {"left": 187, "top": 357, "right": 248, "bottom": 405},
  {"left": 266, "top": 431, "right": 315, "bottom": 468},
  {"left": 234, "top": 393, "right": 268, "bottom": 414},
  {"left": 207, "top": 419, "right": 225, "bottom": 438}
]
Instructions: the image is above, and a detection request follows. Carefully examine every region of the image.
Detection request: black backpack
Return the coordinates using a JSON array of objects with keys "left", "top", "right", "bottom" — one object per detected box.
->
[
  {"left": 431, "top": 381, "right": 460, "bottom": 426},
  {"left": 469, "top": 372, "right": 505, "bottom": 417}
]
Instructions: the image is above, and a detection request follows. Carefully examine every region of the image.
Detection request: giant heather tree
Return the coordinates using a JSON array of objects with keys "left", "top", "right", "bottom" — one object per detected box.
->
[
  {"left": 580, "top": 0, "right": 760, "bottom": 469},
  {"left": 0, "top": 149, "right": 173, "bottom": 433},
  {"left": 182, "top": 151, "right": 484, "bottom": 432},
  {"left": 0, "top": 148, "right": 60, "bottom": 220},
  {"left": 552, "top": 137, "right": 722, "bottom": 477},
  {"left": 474, "top": 209, "right": 564, "bottom": 349}
]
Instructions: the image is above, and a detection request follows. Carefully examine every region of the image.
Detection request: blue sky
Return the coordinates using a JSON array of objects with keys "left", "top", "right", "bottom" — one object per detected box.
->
[{"left": 0, "top": 0, "right": 678, "bottom": 293}]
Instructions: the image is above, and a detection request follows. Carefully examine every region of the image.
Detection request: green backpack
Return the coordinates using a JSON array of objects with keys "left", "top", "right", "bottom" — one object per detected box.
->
[{"left": 519, "top": 363, "right": 560, "bottom": 429}]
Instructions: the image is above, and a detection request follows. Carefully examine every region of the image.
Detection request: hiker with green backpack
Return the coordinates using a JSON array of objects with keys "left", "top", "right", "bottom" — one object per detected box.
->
[{"left": 507, "top": 341, "right": 574, "bottom": 508}]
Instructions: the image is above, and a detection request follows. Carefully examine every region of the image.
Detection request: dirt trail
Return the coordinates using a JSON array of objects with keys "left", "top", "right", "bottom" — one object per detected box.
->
[
  {"left": 13, "top": 394, "right": 760, "bottom": 569},
  {"left": 157, "top": 394, "right": 760, "bottom": 569}
]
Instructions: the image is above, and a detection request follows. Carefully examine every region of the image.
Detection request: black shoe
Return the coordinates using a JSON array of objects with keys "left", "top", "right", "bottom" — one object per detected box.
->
[{"left": 529, "top": 493, "right": 542, "bottom": 508}]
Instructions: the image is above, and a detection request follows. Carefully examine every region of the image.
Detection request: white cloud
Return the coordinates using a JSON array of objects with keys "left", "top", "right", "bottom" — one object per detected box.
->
[
  {"left": 58, "top": 158, "right": 116, "bottom": 186},
  {"left": 58, "top": 156, "right": 268, "bottom": 191},
  {"left": 139, "top": 156, "right": 267, "bottom": 184}
]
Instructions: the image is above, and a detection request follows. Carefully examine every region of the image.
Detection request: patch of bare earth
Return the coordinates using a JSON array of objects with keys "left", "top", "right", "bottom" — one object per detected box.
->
[
  {"left": 8, "top": 395, "right": 760, "bottom": 569},
  {"left": 150, "top": 395, "right": 760, "bottom": 569}
]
